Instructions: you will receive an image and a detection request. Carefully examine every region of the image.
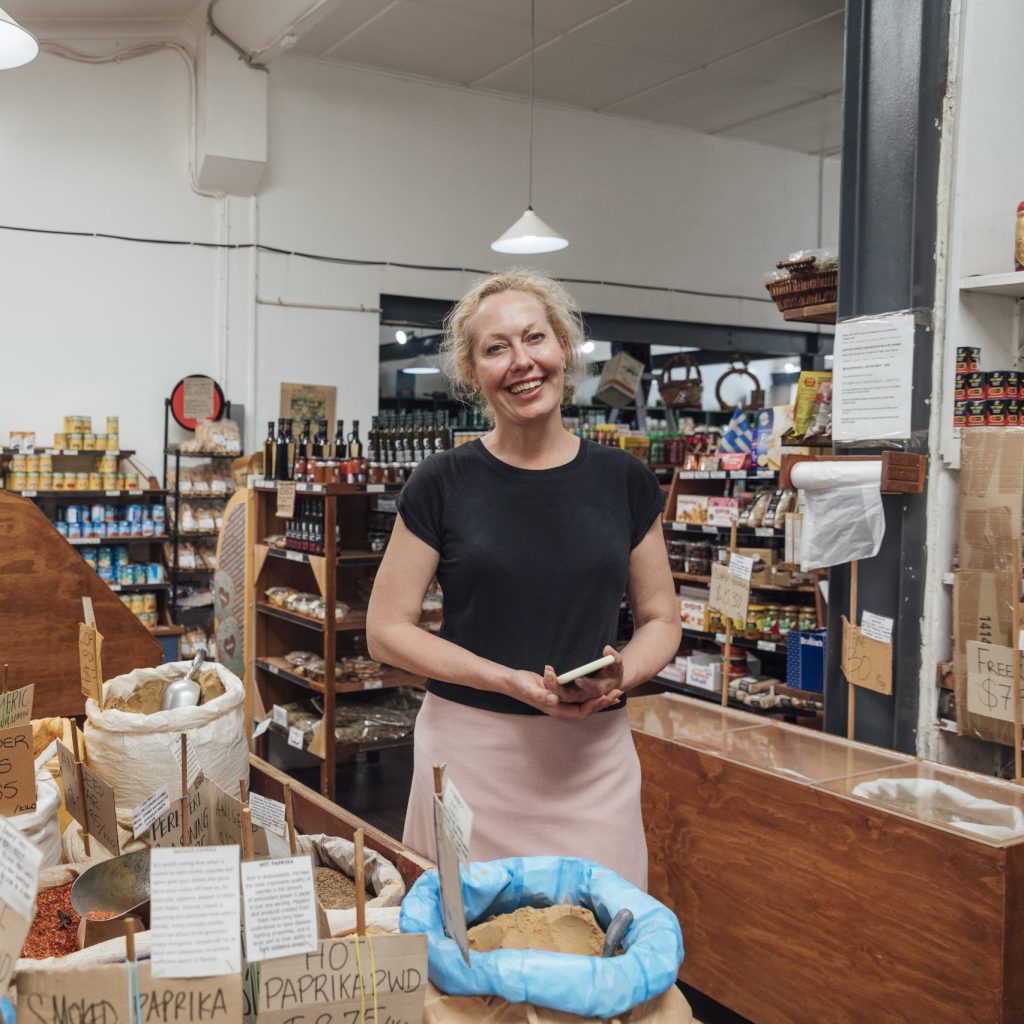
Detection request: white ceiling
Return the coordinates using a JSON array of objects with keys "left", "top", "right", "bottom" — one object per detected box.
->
[{"left": 11, "top": 0, "right": 846, "bottom": 157}]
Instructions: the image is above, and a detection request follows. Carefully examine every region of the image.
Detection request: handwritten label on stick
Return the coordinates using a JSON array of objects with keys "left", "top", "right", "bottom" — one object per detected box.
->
[
  {"left": 56, "top": 738, "right": 85, "bottom": 828},
  {"left": 252, "top": 934, "right": 427, "bottom": 1023},
  {"left": 80, "top": 762, "right": 120, "bottom": 856},
  {"left": 966, "top": 640, "right": 1023, "bottom": 723},
  {"left": 0, "top": 725, "right": 37, "bottom": 817},
  {"left": 841, "top": 616, "right": 893, "bottom": 696},
  {"left": 433, "top": 794, "right": 470, "bottom": 965},
  {"left": 79, "top": 622, "right": 104, "bottom": 703},
  {"left": 708, "top": 562, "right": 751, "bottom": 622},
  {"left": 151, "top": 845, "right": 241, "bottom": 978},
  {"left": 728, "top": 553, "right": 754, "bottom": 583},
  {"left": 276, "top": 481, "right": 297, "bottom": 519},
  {"left": 0, "top": 684, "right": 33, "bottom": 729},
  {"left": 249, "top": 792, "right": 287, "bottom": 838},
  {"left": 241, "top": 856, "right": 319, "bottom": 962}
]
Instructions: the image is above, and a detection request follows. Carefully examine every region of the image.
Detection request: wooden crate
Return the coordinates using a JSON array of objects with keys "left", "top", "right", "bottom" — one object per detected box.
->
[{"left": 630, "top": 694, "right": 1024, "bottom": 1024}]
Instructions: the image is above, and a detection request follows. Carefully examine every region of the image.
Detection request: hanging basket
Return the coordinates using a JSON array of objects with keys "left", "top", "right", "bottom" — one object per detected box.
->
[
  {"left": 659, "top": 355, "right": 703, "bottom": 408},
  {"left": 715, "top": 363, "right": 764, "bottom": 412},
  {"left": 765, "top": 256, "right": 838, "bottom": 313}
]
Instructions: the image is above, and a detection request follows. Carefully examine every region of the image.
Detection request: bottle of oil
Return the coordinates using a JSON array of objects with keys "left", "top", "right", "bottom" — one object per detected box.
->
[
  {"left": 333, "top": 419, "right": 345, "bottom": 460},
  {"left": 263, "top": 421, "right": 275, "bottom": 480},
  {"left": 274, "top": 418, "right": 291, "bottom": 481},
  {"left": 347, "top": 420, "right": 363, "bottom": 460}
]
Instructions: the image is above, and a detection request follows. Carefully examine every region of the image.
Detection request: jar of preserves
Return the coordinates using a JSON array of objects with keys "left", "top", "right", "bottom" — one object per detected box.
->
[
  {"left": 798, "top": 607, "right": 818, "bottom": 632},
  {"left": 779, "top": 606, "right": 801, "bottom": 636},
  {"left": 746, "top": 603, "right": 766, "bottom": 641},
  {"left": 761, "top": 604, "right": 781, "bottom": 638}
]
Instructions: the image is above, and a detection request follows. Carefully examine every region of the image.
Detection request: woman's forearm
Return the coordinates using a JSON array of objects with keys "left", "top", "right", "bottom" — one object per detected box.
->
[
  {"left": 618, "top": 615, "right": 683, "bottom": 692},
  {"left": 367, "top": 621, "right": 514, "bottom": 695}
]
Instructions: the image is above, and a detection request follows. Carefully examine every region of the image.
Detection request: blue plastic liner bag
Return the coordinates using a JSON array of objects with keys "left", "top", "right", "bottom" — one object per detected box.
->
[{"left": 399, "top": 856, "right": 684, "bottom": 1018}]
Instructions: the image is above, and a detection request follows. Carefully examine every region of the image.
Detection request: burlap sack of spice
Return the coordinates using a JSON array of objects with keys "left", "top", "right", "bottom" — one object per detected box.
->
[
  {"left": 61, "top": 807, "right": 148, "bottom": 866},
  {"left": 423, "top": 982, "right": 692, "bottom": 1024}
]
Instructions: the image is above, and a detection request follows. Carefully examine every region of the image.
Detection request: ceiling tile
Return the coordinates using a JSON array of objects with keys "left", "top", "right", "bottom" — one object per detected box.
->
[
  {"left": 423, "top": 0, "right": 627, "bottom": 34},
  {"left": 722, "top": 94, "right": 843, "bottom": 154},
  {"left": 717, "top": 11, "right": 845, "bottom": 94},
  {"left": 318, "top": 0, "right": 557, "bottom": 83},
  {"left": 291, "top": 0, "right": 399, "bottom": 58},
  {"left": 604, "top": 68, "right": 815, "bottom": 133},
  {"left": 8, "top": 0, "right": 199, "bottom": 17},
  {"left": 573, "top": 0, "right": 844, "bottom": 65},
  {"left": 474, "top": 35, "right": 695, "bottom": 109}
]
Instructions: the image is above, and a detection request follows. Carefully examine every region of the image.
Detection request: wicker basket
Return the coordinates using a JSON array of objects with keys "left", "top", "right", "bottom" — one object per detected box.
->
[
  {"left": 765, "top": 256, "right": 837, "bottom": 313},
  {"left": 715, "top": 363, "right": 764, "bottom": 412},
  {"left": 660, "top": 354, "right": 703, "bottom": 408}
]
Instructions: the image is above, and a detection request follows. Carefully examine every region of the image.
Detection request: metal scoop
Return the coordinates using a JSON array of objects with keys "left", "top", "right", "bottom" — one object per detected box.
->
[
  {"left": 601, "top": 908, "right": 633, "bottom": 958},
  {"left": 161, "top": 648, "right": 205, "bottom": 711},
  {"left": 71, "top": 849, "right": 151, "bottom": 925}
]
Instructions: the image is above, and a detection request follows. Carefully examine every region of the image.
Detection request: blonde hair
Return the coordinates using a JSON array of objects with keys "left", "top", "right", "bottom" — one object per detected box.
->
[{"left": 439, "top": 268, "right": 588, "bottom": 417}]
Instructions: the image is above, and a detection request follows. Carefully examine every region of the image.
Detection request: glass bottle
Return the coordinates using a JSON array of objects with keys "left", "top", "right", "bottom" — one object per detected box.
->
[
  {"left": 263, "top": 421, "right": 275, "bottom": 480},
  {"left": 347, "top": 420, "right": 363, "bottom": 460},
  {"left": 313, "top": 419, "right": 327, "bottom": 458},
  {"left": 333, "top": 419, "right": 345, "bottom": 460},
  {"left": 274, "top": 418, "right": 291, "bottom": 481}
]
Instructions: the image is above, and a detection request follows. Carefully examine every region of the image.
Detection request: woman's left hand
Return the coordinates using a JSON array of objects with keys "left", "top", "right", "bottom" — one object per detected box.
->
[{"left": 545, "top": 645, "right": 625, "bottom": 709}]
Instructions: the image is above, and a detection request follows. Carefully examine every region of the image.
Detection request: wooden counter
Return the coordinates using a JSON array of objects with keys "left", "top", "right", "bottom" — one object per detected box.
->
[
  {"left": 630, "top": 694, "right": 1024, "bottom": 1024},
  {"left": 248, "top": 754, "right": 432, "bottom": 890}
]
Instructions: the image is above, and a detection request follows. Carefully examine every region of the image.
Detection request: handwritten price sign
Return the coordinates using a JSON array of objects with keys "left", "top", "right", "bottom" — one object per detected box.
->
[
  {"left": 841, "top": 616, "right": 893, "bottom": 696},
  {"left": 708, "top": 563, "right": 750, "bottom": 621},
  {"left": 966, "top": 640, "right": 1023, "bottom": 723}
]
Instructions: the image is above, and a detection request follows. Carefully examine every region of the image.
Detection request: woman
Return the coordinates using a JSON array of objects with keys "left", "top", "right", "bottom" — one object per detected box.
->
[{"left": 366, "top": 269, "right": 680, "bottom": 889}]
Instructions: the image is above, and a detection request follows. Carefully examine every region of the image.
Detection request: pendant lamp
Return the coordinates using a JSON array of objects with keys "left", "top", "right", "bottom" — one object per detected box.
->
[
  {"left": 0, "top": 7, "right": 38, "bottom": 70},
  {"left": 402, "top": 355, "right": 440, "bottom": 375},
  {"left": 491, "top": 0, "right": 568, "bottom": 254}
]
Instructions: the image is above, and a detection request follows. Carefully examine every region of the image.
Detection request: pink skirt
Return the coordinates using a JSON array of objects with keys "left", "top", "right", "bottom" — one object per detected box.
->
[{"left": 403, "top": 693, "right": 648, "bottom": 890}]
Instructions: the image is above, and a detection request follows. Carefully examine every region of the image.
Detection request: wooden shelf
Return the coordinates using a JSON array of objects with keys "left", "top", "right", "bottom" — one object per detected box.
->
[
  {"left": 265, "top": 546, "right": 384, "bottom": 566},
  {"left": 671, "top": 469, "right": 778, "bottom": 481},
  {"left": 254, "top": 479, "right": 400, "bottom": 495},
  {"left": 682, "top": 626, "right": 787, "bottom": 654},
  {"left": 70, "top": 534, "right": 169, "bottom": 545},
  {"left": 165, "top": 448, "right": 240, "bottom": 460},
  {"left": 781, "top": 301, "right": 837, "bottom": 324},
  {"left": 174, "top": 492, "right": 234, "bottom": 501},
  {"left": 174, "top": 530, "right": 221, "bottom": 540},
  {"left": 257, "top": 601, "right": 368, "bottom": 633},
  {"left": 108, "top": 582, "right": 170, "bottom": 593},
  {"left": 2, "top": 448, "right": 135, "bottom": 458},
  {"left": 671, "top": 571, "right": 816, "bottom": 594},
  {"left": 664, "top": 521, "right": 784, "bottom": 540},
  {"left": 12, "top": 489, "right": 165, "bottom": 498},
  {"left": 255, "top": 655, "right": 422, "bottom": 694}
]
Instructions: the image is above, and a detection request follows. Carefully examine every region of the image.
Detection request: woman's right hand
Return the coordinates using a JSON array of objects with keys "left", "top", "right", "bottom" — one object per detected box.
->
[{"left": 505, "top": 668, "right": 623, "bottom": 718}]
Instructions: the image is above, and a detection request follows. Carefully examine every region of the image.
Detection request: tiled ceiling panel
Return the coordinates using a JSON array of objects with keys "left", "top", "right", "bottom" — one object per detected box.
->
[
  {"left": 724, "top": 94, "right": 844, "bottom": 153},
  {"left": 474, "top": 35, "right": 697, "bottom": 111},
  {"left": 291, "top": 0, "right": 398, "bottom": 58},
  {"left": 425, "top": 0, "right": 627, "bottom": 34}
]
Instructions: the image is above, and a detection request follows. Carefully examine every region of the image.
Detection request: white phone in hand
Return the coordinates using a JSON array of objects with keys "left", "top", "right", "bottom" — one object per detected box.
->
[{"left": 556, "top": 654, "right": 615, "bottom": 685}]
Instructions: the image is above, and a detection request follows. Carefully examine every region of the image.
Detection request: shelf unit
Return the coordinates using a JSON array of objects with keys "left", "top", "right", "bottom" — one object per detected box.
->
[{"left": 250, "top": 481, "right": 426, "bottom": 799}]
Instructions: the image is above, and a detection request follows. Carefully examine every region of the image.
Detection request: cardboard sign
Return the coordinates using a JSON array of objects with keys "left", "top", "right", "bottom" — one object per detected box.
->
[
  {"left": 0, "top": 683, "right": 33, "bottom": 729},
  {"left": 966, "top": 640, "right": 1023, "bottom": 723},
  {"left": 276, "top": 481, "right": 297, "bottom": 519},
  {"left": 241, "top": 855, "right": 319, "bottom": 963},
  {"left": 433, "top": 794, "right": 470, "bottom": 966},
  {"left": 212, "top": 781, "right": 270, "bottom": 855},
  {"left": 132, "top": 785, "right": 171, "bottom": 840},
  {"left": 841, "top": 616, "right": 893, "bottom": 696},
  {"left": 56, "top": 738, "right": 85, "bottom": 828},
  {"left": 708, "top": 562, "right": 751, "bottom": 621},
  {"left": 16, "top": 959, "right": 241, "bottom": 1023},
  {"left": 78, "top": 621, "right": 104, "bottom": 704},
  {"left": 151, "top": 777, "right": 268, "bottom": 854},
  {"left": 80, "top": 761, "right": 120, "bottom": 856},
  {"left": 249, "top": 792, "right": 287, "bottom": 838},
  {"left": 442, "top": 779, "right": 473, "bottom": 866},
  {"left": 151, "top": 845, "right": 242, "bottom": 978},
  {"left": 0, "top": 897, "right": 33, "bottom": 996},
  {"left": 251, "top": 934, "right": 427, "bottom": 1023},
  {"left": 0, "top": 724, "right": 37, "bottom": 817},
  {"left": 0, "top": 814, "right": 44, "bottom": 919},
  {"left": 184, "top": 375, "right": 217, "bottom": 421}
]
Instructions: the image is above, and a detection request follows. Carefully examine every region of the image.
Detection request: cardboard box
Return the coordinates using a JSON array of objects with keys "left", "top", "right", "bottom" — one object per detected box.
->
[
  {"left": 675, "top": 495, "right": 709, "bottom": 524},
  {"left": 958, "top": 428, "right": 1024, "bottom": 573},
  {"left": 678, "top": 597, "right": 708, "bottom": 631},
  {"left": 687, "top": 655, "right": 722, "bottom": 693},
  {"left": 595, "top": 352, "right": 645, "bottom": 407},
  {"left": 707, "top": 497, "right": 748, "bottom": 526}
]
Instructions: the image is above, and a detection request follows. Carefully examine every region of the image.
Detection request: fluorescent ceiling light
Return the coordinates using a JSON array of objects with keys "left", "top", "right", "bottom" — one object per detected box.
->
[{"left": 0, "top": 7, "right": 38, "bottom": 70}]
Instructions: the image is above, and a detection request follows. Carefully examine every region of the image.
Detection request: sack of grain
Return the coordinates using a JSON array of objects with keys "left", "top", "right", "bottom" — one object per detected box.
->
[
  {"left": 9, "top": 770, "right": 62, "bottom": 870},
  {"left": 61, "top": 807, "right": 148, "bottom": 866},
  {"left": 83, "top": 661, "right": 248, "bottom": 806}
]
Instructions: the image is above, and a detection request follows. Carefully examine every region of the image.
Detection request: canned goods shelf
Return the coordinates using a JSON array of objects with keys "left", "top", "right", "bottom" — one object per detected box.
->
[
  {"left": 69, "top": 535, "right": 169, "bottom": 546},
  {"left": 1, "top": 448, "right": 136, "bottom": 458},
  {"left": 164, "top": 448, "right": 240, "bottom": 460},
  {"left": 107, "top": 583, "right": 170, "bottom": 593},
  {"left": 9, "top": 489, "right": 166, "bottom": 498}
]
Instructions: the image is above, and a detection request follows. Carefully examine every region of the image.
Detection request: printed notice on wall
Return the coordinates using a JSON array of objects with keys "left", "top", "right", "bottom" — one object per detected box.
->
[
  {"left": 150, "top": 845, "right": 241, "bottom": 978},
  {"left": 183, "top": 376, "right": 216, "bottom": 422},
  {"left": 966, "top": 640, "right": 1023, "bottom": 723},
  {"left": 833, "top": 313, "right": 914, "bottom": 442}
]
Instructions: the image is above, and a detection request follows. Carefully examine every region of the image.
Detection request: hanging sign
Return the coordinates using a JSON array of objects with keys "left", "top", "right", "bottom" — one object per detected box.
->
[{"left": 708, "top": 562, "right": 751, "bottom": 621}]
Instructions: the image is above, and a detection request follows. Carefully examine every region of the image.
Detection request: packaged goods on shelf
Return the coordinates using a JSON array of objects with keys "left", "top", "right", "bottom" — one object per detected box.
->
[
  {"left": 177, "top": 417, "right": 241, "bottom": 455},
  {"left": 677, "top": 587, "right": 708, "bottom": 631},
  {"left": 675, "top": 495, "right": 709, "bottom": 524},
  {"left": 273, "top": 690, "right": 422, "bottom": 747},
  {"left": 168, "top": 462, "right": 235, "bottom": 496},
  {"left": 707, "top": 496, "right": 748, "bottom": 526}
]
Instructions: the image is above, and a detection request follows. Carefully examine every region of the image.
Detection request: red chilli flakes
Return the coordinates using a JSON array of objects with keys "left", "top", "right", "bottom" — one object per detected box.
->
[{"left": 20, "top": 881, "right": 81, "bottom": 959}]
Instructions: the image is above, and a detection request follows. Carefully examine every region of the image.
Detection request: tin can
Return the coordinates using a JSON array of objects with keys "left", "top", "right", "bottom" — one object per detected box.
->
[
  {"left": 64, "top": 505, "right": 80, "bottom": 524},
  {"left": 126, "top": 504, "right": 142, "bottom": 522},
  {"left": 123, "top": 472, "right": 139, "bottom": 490},
  {"left": 142, "top": 519, "right": 154, "bottom": 537},
  {"left": 965, "top": 370, "right": 985, "bottom": 398},
  {"left": 1010, "top": 399, "right": 1021, "bottom": 425},
  {"left": 53, "top": 433, "right": 67, "bottom": 449},
  {"left": 143, "top": 592, "right": 157, "bottom": 612},
  {"left": 966, "top": 399, "right": 987, "bottom": 426},
  {"left": 67, "top": 523, "right": 81, "bottom": 540},
  {"left": 67, "top": 433, "right": 83, "bottom": 450},
  {"left": 52, "top": 472, "right": 64, "bottom": 491},
  {"left": 146, "top": 563, "right": 164, "bottom": 584},
  {"left": 116, "top": 520, "right": 129, "bottom": 537},
  {"left": 87, "top": 472, "right": 101, "bottom": 490},
  {"left": 63, "top": 417, "right": 75, "bottom": 434},
  {"left": 37, "top": 455, "right": 52, "bottom": 472},
  {"left": 106, "top": 435, "right": 119, "bottom": 451},
  {"left": 956, "top": 347, "right": 980, "bottom": 373},
  {"left": 954, "top": 373, "right": 968, "bottom": 400},
  {"left": 99, "top": 474, "right": 115, "bottom": 491},
  {"left": 106, "top": 416, "right": 119, "bottom": 435},
  {"left": 987, "top": 399, "right": 1008, "bottom": 425},
  {"left": 152, "top": 505, "right": 166, "bottom": 525},
  {"left": 25, "top": 455, "right": 39, "bottom": 473},
  {"left": 1008, "top": 371, "right": 1020, "bottom": 399},
  {"left": 130, "top": 594, "right": 145, "bottom": 613},
  {"left": 82, "top": 433, "right": 96, "bottom": 450},
  {"left": 9, "top": 472, "right": 26, "bottom": 490},
  {"left": 130, "top": 520, "right": 143, "bottom": 537},
  {"left": 75, "top": 471, "right": 88, "bottom": 490},
  {"left": 25, "top": 473, "right": 39, "bottom": 491},
  {"left": 986, "top": 371, "right": 1007, "bottom": 398},
  {"left": 39, "top": 473, "right": 53, "bottom": 491},
  {"left": 89, "top": 503, "right": 103, "bottom": 521}
]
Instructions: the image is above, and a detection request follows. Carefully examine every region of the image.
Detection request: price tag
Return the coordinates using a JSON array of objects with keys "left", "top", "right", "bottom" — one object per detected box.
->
[
  {"left": 272, "top": 704, "right": 288, "bottom": 727},
  {"left": 132, "top": 786, "right": 172, "bottom": 840},
  {"left": 861, "top": 610, "right": 894, "bottom": 645},
  {"left": 757, "top": 640, "right": 776, "bottom": 652},
  {"left": 252, "top": 716, "right": 272, "bottom": 739},
  {"left": 287, "top": 726, "right": 305, "bottom": 749},
  {"left": 363, "top": 678, "right": 384, "bottom": 690},
  {"left": 78, "top": 622, "right": 104, "bottom": 703},
  {"left": 183, "top": 376, "right": 216, "bottom": 421},
  {"left": 276, "top": 481, "right": 297, "bottom": 519},
  {"left": 755, "top": 527, "right": 775, "bottom": 537},
  {"left": 105, "top": 489, "right": 121, "bottom": 497},
  {"left": 241, "top": 856, "right": 319, "bottom": 962},
  {"left": 80, "top": 762, "right": 120, "bottom": 856},
  {"left": 702, "top": 524, "right": 719, "bottom": 534},
  {"left": 151, "top": 845, "right": 241, "bottom": 978},
  {"left": 0, "top": 815, "right": 44, "bottom": 919},
  {"left": 62, "top": 449, "right": 77, "bottom": 456},
  {"left": 442, "top": 779, "right": 474, "bottom": 865},
  {"left": 729, "top": 553, "right": 754, "bottom": 582},
  {"left": 44, "top": 448, "right": 59, "bottom": 456},
  {"left": 128, "top": 489, "right": 143, "bottom": 497},
  {"left": 0, "top": 683, "right": 33, "bottom": 729},
  {"left": 0, "top": 725, "right": 36, "bottom": 816},
  {"left": 21, "top": 490, "right": 36, "bottom": 497},
  {"left": 285, "top": 550, "right": 305, "bottom": 562},
  {"left": 966, "top": 640, "right": 1021, "bottom": 722},
  {"left": 842, "top": 616, "right": 893, "bottom": 696},
  {"left": 708, "top": 563, "right": 750, "bottom": 621},
  {"left": 715, "top": 632, "right": 727, "bottom": 644},
  {"left": 669, "top": 522, "right": 687, "bottom": 532},
  {"left": 366, "top": 483, "right": 385, "bottom": 493},
  {"left": 695, "top": 471, "right": 710, "bottom": 479}
]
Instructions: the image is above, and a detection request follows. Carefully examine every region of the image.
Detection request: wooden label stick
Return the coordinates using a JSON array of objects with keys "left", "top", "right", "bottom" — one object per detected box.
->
[
  {"left": 283, "top": 783, "right": 298, "bottom": 857},
  {"left": 241, "top": 806, "right": 254, "bottom": 861},
  {"left": 239, "top": 778, "right": 248, "bottom": 805},
  {"left": 848, "top": 560, "right": 859, "bottom": 741},
  {"left": 124, "top": 917, "right": 137, "bottom": 963},
  {"left": 2, "top": 663, "right": 7, "bottom": 695},
  {"left": 353, "top": 827, "right": 366, "bottom": 937},
  {"left": 180, "top": 735, "right": 188, "bottom": 798},
  {"left": 82, "top": 596, "right": 96, "bottom": 627},
  {"left": 721, "top": 519, "right": 739, "bottom": 709},
  {"left": 70, "top": 725, "right": 91, "bottom": 857},
  {"left": 432, "top": 763, "right": 446, "bottom": 799}
]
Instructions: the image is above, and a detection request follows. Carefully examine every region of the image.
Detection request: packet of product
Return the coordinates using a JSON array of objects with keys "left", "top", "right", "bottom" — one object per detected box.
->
[{"left": 792, "top": 371, "right": 833, "bottom": 438}]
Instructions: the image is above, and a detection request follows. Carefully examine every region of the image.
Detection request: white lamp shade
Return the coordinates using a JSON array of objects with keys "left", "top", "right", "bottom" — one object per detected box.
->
[
  {"left": 0, "top": 7, "right": 38, "bottom": 70},
  {"left": 401, "top": 355, "right": 440, "bottom": 375},
  {"left": 491, "top": 207, "right": 569, "bottom": 254}
]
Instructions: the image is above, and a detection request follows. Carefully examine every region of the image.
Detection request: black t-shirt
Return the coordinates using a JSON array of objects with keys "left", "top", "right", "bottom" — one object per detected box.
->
[{"left": 395, "top": 438, "right": 665, "bottom": 714}]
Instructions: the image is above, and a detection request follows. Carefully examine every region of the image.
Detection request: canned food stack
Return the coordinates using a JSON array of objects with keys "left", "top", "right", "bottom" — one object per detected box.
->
[
  {"left": 118, "top": 590, "right": 160, "bottom": 629},
  {"left": 952, "top": 348, "right": 1020, "bottom": 428},
  {"left": 54, "top": 414, "right": 120, "bottom": 451},
  {"left": 54, "top": 502, "right": 165, "bottom": 539},
  {"left": 78, "top": 544, "right": 165, "bottom": 588},
  {"left": 4, "top": 454, "right": 138, "bottom": 492}
]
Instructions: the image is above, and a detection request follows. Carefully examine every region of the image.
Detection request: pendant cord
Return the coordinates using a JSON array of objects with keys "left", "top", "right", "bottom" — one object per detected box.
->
[{"left": 528, "top": 0, "right": 535, "bottom": 210}]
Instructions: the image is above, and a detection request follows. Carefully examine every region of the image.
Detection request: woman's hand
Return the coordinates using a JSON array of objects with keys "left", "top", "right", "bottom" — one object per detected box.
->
[
  {"left": 507, "top": 666, "right": 623, "bottom": 719},
  {"left": 541, "top": 647, "right": 626, "bottom": 716}
]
